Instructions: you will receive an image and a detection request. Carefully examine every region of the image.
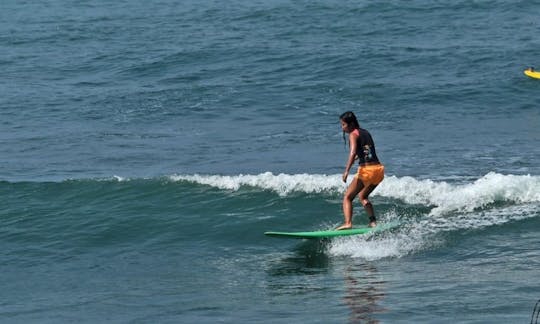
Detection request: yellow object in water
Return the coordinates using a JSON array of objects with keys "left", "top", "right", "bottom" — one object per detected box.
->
[{"left": 524, "top": 68, "right": 540, "bottom": 79}]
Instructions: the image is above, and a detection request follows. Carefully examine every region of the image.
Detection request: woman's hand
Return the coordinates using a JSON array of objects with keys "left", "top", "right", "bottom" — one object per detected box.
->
[{"left": 342, "top": 171, "right": 348, "bottom": 183}]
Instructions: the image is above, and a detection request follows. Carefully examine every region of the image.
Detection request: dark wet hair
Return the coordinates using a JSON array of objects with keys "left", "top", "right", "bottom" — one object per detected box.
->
[
  {"left": 340, "top": 111, "right": 360, "bottom": 145},
  {"left": 340, "top": 111, "right": 360, "bottom": 129}
]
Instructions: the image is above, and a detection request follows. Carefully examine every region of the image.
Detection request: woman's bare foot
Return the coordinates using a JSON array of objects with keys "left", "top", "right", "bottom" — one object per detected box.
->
[{"left": 336, "top": 224, "right": 352, "bottom": 230}]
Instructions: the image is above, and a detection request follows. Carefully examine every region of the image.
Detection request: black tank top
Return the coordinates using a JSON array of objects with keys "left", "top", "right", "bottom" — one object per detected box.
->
[{"left": 354, "top": 128, "right": 380, "bottom": 165}]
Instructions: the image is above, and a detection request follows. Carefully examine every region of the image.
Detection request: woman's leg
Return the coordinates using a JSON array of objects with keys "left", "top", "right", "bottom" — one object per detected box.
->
[
  {"left": 337, "top": 177, "right": 364, "bottom": 230},
  {"left": 359, "top": 184, "right": 378, "bottom": 227}
]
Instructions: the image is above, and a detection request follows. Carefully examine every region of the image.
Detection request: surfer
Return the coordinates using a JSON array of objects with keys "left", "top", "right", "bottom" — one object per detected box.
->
[{"left": 337, "top": 111, "right": 385, "bottom": 230}]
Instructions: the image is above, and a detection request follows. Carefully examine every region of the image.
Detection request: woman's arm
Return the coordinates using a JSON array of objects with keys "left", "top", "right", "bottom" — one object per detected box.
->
[{"left": 342, "top": 132, "right": 358, "bottom": 182}]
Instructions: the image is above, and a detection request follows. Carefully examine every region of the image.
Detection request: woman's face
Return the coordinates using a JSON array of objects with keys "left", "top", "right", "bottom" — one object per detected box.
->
[{"left": 340, "top": 120, "right": 352, "bottom": 133}]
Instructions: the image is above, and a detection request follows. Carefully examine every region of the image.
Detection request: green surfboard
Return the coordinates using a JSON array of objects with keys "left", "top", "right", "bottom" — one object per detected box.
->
[{"left": 264, "top": 222, "right": 399, "bottom": 239}]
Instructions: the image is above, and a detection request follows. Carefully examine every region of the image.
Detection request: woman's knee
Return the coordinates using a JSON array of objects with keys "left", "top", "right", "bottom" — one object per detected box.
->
[
  {"left": 360, "top": 198, "right": 371, "bottom": 207},
  {"left": 343, "top": 193, "right": 355, "bottom": 202}
]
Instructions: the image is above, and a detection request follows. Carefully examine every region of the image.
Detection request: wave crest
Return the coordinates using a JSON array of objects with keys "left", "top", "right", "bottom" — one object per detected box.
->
[
  {"left": 170, "top": 172, "right": 345, "bottom": 196},
  {"left": 379, "top": 172, "right": 540, "bottom": 215},
  {"left": 172, "top": 171, "right": 540, "bottom": 216}
]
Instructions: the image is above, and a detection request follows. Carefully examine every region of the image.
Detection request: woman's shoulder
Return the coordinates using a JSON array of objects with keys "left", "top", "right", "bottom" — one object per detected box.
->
[{"left": 358, "top": 128, "right": 372, "bottom": 136}]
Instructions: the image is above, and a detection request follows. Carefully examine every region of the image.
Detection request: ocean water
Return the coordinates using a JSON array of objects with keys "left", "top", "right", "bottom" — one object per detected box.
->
[{"left": 2, "top": 0, "right": 540, "bottom": 322}]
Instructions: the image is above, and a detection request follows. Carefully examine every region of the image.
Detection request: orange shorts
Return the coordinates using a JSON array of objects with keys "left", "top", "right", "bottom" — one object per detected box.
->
[{"left": 355, "top": 164, "right": 385, "bottom": 186}]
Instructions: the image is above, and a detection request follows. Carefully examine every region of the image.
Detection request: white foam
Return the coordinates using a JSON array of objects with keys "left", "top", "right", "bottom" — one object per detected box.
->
[
  {"left": 328, "top": 204, "right": 540, "bottom": 260},
  {"left": 378, "top": 172, "right": 540, "bottom": 216},
  {"left": 329, "top": 233, "right": 420, "bottom": 261},
  {"left": 112, "top": 175, "right": 126, "bottom": 182},
  {"left": 325, "top": 208, "right": 426, "bottom": 260},
  {"left": 171, "top": 172, "right": 540, "bottom": 213},
  {"left": 170, "top": 172, "right": 345, "bottom": 196}
]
